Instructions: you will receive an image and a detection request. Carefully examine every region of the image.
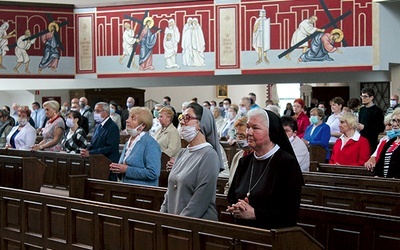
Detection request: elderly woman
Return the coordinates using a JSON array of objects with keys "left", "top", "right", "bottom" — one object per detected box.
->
[
  {"left": 109, "top": 101, "right": 122, "bottom": 131},
  {"left": 32, "top": 100, "right": 65, "bottom": 151},
  {"left": 0, "top": 109, "right": 14, "bottom": 147},
  {"left": 329, "top": 113, "right": 370, "bottom": 166},
  {"left": 149, "top": 103, "right": 163, "bottom": 137},
  {"left": 109, "top": 107, "right": 161, "bottom": 186},
  {"left": 302, "top": 108, "right": 331, "bottom": 161},
  {"left": 160, "top": 102, "right": 223, "bottom": 220},
  {"left": 227, "top": 109, "right": 303, "bottom": 229},
  {"left": 373, "top": 109, "right": 400, "bottom": 178},
  {"left": 6, "top": 106, "right": 36, "bottom": 149},
  {"left": 154, "top": 107, "right": 181, "bottom": 159},
  {"left": 61, "top": 110, "right": 88, "bottom": 153}
]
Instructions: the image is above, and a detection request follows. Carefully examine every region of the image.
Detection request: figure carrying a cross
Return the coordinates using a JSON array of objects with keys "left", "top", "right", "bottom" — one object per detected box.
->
[
  {"left": 38, "top": 22, "right": 61, "bottom": 73},
  {"left": 138, "top": 16, "right": 161, "bottom": 70}
]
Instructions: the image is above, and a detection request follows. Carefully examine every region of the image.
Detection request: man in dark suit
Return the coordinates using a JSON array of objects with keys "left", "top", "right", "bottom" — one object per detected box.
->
[{"left": 80, "top": 102, "right": 120, "bottom": 181}]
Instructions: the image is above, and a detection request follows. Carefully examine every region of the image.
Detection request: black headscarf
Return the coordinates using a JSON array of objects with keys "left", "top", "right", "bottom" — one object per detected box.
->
[{"left": 265, "top": 109, "right": 296, "bottom": 158}]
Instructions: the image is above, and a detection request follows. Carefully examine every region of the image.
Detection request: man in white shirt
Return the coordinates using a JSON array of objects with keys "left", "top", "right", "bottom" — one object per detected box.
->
[{"left": 31, "top": 102, "right": 46, "bottom": 129}]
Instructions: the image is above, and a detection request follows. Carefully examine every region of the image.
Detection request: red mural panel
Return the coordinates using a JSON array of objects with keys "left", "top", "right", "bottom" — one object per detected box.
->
[
  {"left": 240, "top": 0, "right": 372, "bottom": 51},
  {"left": 0, "top": 4, "right": 75, "bottom": 57},
  {"left": 96, "top": 1, "right": 215, "bottom": 57}
]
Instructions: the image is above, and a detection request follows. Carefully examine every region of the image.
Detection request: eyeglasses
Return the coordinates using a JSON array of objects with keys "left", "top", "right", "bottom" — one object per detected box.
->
[
  {"left": 391, "top": 119, "right": 400, "bottom": 125},
  {"left": 179, "top": 114, "right": 198, "bottom": 124},
  {"left": 235, "top": 133, "right": 246, "bottom": 140},
  {"left": 94, "top": 109, "right": 104, "bottom": 113},
  {"left": 360, "top": 95, "right": 370, "bottom": 99}
]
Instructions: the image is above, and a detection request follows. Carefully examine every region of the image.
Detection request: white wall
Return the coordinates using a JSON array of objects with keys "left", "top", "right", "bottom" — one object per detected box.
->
[
  {"left": 0, "top": 89, "right": 71, "bottom": 108},
  {"left": 144, "top": 84, "right": 267, "bottom": 110}
]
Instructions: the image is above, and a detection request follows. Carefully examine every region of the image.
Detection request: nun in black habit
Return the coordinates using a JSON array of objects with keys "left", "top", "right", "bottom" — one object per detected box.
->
[{"left": 227, "top": 109, "right": 304, "bottom": 229}]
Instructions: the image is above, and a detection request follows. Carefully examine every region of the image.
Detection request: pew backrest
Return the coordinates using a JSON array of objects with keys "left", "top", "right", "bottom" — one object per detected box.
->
[
  {"left": 0, "top": 186, "right": 322, "bottom": 249},
  {"left": 0, "top": 155, "right": 46, "bottom": 192}
]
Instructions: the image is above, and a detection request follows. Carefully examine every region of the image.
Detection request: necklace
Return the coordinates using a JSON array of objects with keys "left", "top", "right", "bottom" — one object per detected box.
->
[{"left": 247, "top": 153, "right": 274, "bottom": 197}]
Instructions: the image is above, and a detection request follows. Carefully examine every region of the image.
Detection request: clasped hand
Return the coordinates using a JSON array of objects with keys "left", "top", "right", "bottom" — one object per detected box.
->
[{"left": 226, "top": 197, "right": 255, "bottom": 220}]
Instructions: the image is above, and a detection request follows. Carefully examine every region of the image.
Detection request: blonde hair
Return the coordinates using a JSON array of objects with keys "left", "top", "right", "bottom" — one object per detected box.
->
[
  {"left": 43, "top": 100, "right": 60, "bottom": 112},
  {"left": 159, "top": 107, "right": 174, "bottom": 122},
  {"left": 129, "top": 107, "right": 153, "bottom": 131},
  {"left": 339, "top": 112, "right": 358, "bottom": 130}
]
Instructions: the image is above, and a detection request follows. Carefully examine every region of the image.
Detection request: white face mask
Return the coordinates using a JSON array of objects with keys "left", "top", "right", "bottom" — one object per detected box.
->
[
  {"left": 390, "top": 100, "right": 398, "bottom": 108},
  {"left": 223, "top": 104, "right": 230, "bottom": 110},
  {"left": 126, "top": 123, "right": 143, "bottom": 137},
  {"left": 66, "top": 118, "right": 75, "bottom": 128},
  {"left": 237, "top": 139, "right": 250, "bottom": 150},
  {"left": 179, "top": 125, "right": 199, "bottom": 142},
  {"left": 210, "top": 105, "right": 215, "bottom": 112},
  {"left": 18, "top": 118, "right": 28, "bottom": 126},
  {"left": 239, "top": 107, "right": 247, "bottom": 116},
  {"left": 94, "top": 113, "right": 104, "bottom": 123},
  {"left": 227, "top": 112, "right": 235, "bottom": 120}
]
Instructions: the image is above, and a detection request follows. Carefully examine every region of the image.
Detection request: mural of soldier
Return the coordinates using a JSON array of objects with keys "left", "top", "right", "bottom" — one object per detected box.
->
[
  {"left": 14, "top": 30, "right": 36, "bottom": 74},
  {"left": 252, "top": 9, "right": 270, "bottom": 65},
  {"left": 286, "top": 16, "right": 325, "bottom": 60},
  {"left": 0, "top": 22, "right": 16, "bottom": 70},
  {"left": 119, "top": 22, "right": 138, "bottom": 68}
]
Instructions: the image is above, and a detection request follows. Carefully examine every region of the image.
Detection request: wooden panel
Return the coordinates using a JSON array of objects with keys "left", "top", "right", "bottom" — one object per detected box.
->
[
  {"left": 4, "top": 197, "right": 21, "bottom": 232},
  {"left": 25, "top": 201, "right": 43, "bottom": 238},
  {"left": 162, "top": 226, "right": 192, "bottom": 250},
  {"left": 99, "top": 214, "right": 123, "bottom": 250},
  {"left": 47, "top": 205, "right": 67, "bottom": 244},
  {"left": 43, "top": 157, "right": 56, "bottom": 186},
  {"left": 3, "top": 238, "right": 21, "bottom": 250},
  {"left": 328, "top": 226, "right": 362, "bottom": 250},
  {"left": 374, "top": 229, "right": 400, "bottom": 250},
  {"left": 71, "top": 209, "right": 94, "bottom": 247},
  {"left": 129, "top": 219, "right": 157, "bottom": 250}
]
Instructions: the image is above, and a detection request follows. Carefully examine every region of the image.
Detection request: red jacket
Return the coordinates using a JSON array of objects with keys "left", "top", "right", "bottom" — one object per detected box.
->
[
  {"left": 329, "top": 134, "right": 370, "bottom": 166},
  {"left": 296, "top": 112, "right": 310, "bottom": 139}
]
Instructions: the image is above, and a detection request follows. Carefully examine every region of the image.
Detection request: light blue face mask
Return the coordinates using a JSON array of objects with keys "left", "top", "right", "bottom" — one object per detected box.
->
[
  {"left": 386, "top": 129, "right": 400, "bottom": 139},
  {"left": 153, "top": 110, "right": 159, "bottom": 118},
  {"left": 310, "top": 115, "right": 319, "bottom": 125}
]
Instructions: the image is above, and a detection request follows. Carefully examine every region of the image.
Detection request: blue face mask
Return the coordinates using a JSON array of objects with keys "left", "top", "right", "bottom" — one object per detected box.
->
[{"left": 386, "top": 129, "right": 400, "bottom": 139}]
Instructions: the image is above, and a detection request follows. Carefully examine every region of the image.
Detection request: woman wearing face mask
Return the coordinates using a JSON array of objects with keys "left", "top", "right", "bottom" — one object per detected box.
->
[
  {"left": 31, "top": 100, "right": 65, "bottom": 152},
  {"left": 149, "top": 103, "right": 163, "bottom": 138},
  {"left": 109, "top": 107, "right": 161, "bottom": 186},
  {"left": 329, "top": 112, "right": 370, "bottom": 166},
  {"left": 365, "top": 114, "right": 393, "bottom": 171},
  {"left": 302, "top": 108, "right": 331, "bottom": 161},
  {"left": 109, "top": 101, "right": 121, "bottom": 131},
  {"left": 219, "top": 104, "right": 239, "bottom": 140},
  {"left": 6, "top": 106, "right": 36, "bottom": 150},
  {"left": 61, "top": 110, "right": 88, "bottom": 153},
  {"left": 0, "top": 109, "right": 14, "bottom": 147},
  {"left": 160, "top": 102, "right": 224, "bottom": 220},
  {"left": 372, "top": 109, "right": 400, "bottom": 178}
]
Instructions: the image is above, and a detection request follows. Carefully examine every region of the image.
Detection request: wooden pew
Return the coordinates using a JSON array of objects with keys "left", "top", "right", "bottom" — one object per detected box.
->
[
  {"left": 303, "top": 171, "right": 400, "bottom": 193},
  {"left": 316, "top": 163, "right": 374, "bottom": 176},
  {"left": 0, "top": 186, "right": 322, "bottom": 250},
  {"left": 220, "top": 141, "right": 239, "bottom": 167},
  {"left": 159, "top": 152, "right": 170, "bottom": 187},
  {"left": 0, "top": 148, "right": 110, "bottom": 189},
  {"left": 69, "top": 176, "right": 400, "bottom": 250},
  {"left": 302, "top": 184, "right": 400, "bottom": 216},
  {"left": 0, "top": 155, "right": 46, "bottom": 192}
]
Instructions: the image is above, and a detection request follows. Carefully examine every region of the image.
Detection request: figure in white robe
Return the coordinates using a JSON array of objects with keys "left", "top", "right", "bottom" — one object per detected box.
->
[
  {"left": 14, "top": 30, "right": 36, "bottom": 74},
  {"left": 181, "top": 18, "right": 193, "bottom": 66},
  {"left": 163, "top": 19, "right": 180, "bottom": 69},
  {"left": 286, "top": 16, "right": 324, "bottom": 60},
  {"left": 191, "top": 18, "right": 205, "bottom": 67},
  {"left": 0, "top": 22, "right": 16, "bottom": 70},
  {"left": 119, "top": 22, "right": 138, "bottom": 68},
  {"left": 252, "top": 9, "right": 270, "bottom": 65}
]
